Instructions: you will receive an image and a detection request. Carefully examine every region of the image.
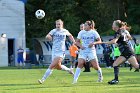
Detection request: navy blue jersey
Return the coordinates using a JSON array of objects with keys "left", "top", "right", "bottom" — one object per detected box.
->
[{"left": 114, "top": 29, "right": 131, "bottom": 53}]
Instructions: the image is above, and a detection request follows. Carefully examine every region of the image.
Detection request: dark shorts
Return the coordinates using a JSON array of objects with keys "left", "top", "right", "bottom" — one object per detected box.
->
[
  {"left": 121, "top": 48, "right": 135, "bottom": 60},
  {"left": 17, "top": 57, "right": 24, "bottom": 63}
]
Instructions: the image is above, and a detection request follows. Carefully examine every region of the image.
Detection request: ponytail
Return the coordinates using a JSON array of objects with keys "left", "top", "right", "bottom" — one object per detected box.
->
[
  {"left": 85, "top": 20, "right": 95, "bottom": 29},
  {"left": 114, "top": 20, "right": 123, "bottom": 28}
]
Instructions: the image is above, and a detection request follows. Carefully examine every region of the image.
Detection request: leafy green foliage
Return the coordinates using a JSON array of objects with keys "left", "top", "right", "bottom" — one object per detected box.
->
[{"left": 25, "top": 0, "right": 140, "bottom": 48}]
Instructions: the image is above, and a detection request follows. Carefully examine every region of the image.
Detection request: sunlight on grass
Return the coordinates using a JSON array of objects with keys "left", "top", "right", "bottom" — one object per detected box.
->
[{"left": 0, "top": 68, "right": 140, "bottom": 93}]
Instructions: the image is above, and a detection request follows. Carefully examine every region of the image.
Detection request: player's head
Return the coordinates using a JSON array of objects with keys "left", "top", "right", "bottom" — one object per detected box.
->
[
  {"left": 121, "top": 22, "right": 131, "bottom": 31},
  {"left": 55, "top": 19, "right": 63, "bottom": 29},
  {"left": 80, "top": 23, "right": 84, "bottom": 30},
  {"left": 84, "top": 20, "right": 95, "bottom": 31},
  {"left": 112, "top": 20, "right": 123, "bottom": 31}
]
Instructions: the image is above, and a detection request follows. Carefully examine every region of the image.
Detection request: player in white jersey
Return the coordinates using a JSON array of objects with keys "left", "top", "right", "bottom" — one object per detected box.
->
[
  {"left": 72, "top": 20, "right": 103, "bottom": 84},
  {"left": 38, "top": 19, "right": 76, "bottom": 84}
]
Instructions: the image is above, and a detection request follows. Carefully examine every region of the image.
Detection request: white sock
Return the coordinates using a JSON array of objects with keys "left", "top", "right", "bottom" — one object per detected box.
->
[
  {"left": 97, "top": 68, "right": 103, "bottom": 78},
  {"left": 73, "top": 67, "right": 81, "bottom": 82},
  {"left": 42, "top": 68, "right": 53, "bottom": 80},
  {"left": 61, "top": 65, "right": 70, "bottom": 71}
]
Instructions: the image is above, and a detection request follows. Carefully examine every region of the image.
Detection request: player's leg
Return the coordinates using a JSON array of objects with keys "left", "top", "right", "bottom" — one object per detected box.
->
[
  {"left": 108, "top": 56, "right": 126, "bottom": 84},
  {"left": 88, "top": 52, "right": 103, "bottom": 82},
  {"left": 21, "top": 57, "right": 24, "bottom": 69},
  {"left": 128, "top": 56, "right": 139, "bottom": 72},
  {"left": 72, "top": 57, "right": 76, "bottom": 69},
  {"left": 38, "top": 52, "right": 73, "bottom": 84},
  {"left": 72, "top": 58, "right": 85, "bottom": 84},
  {"left": 54, "top": 58, "right": 74, "bottom": 75},
  {"left": 55, "top": 52, "right": 74, "bottom": 74},
  {"left": 70, "top": 56, "right": 74, "bottom": 68},
  {"left": 90, "top": 58, "right": 103, "bottom": 82},
  {"left": 138, "top": 55, "right": 140, "bottom": 63},
  {"left": 38, "top": 56, "right": 62, "bottom": 84},
  {"left": 17, "top": 58, "right": 20, "bottom": 69},
  {"left": 51, "top": 51, "right": 74, "bottom": 74}
]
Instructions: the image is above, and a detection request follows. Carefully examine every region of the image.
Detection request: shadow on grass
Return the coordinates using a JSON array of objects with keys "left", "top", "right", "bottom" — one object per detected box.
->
[
  {"left": 0, "top": 83, "right": 39, "bottom": 86},
  {"left": 1, "top": 83, "right": 72, "bottom": 91}
]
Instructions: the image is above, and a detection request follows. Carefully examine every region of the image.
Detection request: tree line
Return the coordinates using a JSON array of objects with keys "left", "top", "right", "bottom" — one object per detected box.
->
[{"left": 25, "top": 0, "right": 140, "bottom": 48}]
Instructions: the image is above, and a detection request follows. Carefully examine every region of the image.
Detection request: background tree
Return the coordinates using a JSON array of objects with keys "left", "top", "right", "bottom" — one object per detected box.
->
[{"left": 25, "top": 0, "right": 140, "bottom": 48}]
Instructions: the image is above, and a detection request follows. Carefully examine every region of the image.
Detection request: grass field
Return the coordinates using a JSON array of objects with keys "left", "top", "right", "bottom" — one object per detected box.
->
[{"left": 0, "top": 67, "right": 140, "bottom": 93}]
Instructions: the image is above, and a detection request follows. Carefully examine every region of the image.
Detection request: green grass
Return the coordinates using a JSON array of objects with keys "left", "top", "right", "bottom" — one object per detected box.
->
[{"left": 0, "top": 67, "right": 140, "bottom": 93}]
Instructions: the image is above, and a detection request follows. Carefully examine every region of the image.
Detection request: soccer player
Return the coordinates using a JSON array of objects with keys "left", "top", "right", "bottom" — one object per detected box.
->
[
  {"left": 80, "top": 23, "right": 91, "bottom": 72},
  {"left": 17, "top": 46, "right": 24, "bottom": 69},
  {"left": 102, "top": 20, "right": 140, "bottom": 84},
  {"left": 38, "top": 19, "right": 76, "bottom": 84},
  {"left": 72, "top": 20, "right": 103, "bottom": 84},
  {"left": 121, "top": 22, "right": 139, "bottom": 72}
]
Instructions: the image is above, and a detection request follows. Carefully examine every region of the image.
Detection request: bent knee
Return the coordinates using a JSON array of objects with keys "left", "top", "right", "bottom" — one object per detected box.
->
[
  {"left": 77, "top": 63, "right": 84, "bottom": 68},
  {"left": 92, "top": 64, "right": 100, "bottom": 70},
  {"left": 113, "top": 62, "right": 119, "bottom": 67},
  {"left": 54, "top": 64, "right": 62, "bottom": 70},
  {"left": 133, "top": 64, "right": 139, "bottom": 69}
]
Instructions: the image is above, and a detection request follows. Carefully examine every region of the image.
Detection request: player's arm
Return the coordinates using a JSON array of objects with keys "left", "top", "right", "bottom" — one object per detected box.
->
[
  {"left": 68, "top": 34, "right": 76, "bottom": 44},
  {"left": 125, "top": 30, "right": 132, "bottom": 40},
  {"left": 66, "top": 31, "right": 76, "bottom": 44},
  {"left": 102, "top": 32, "right": 120, "bottom": 45},
  {"left": 94, "top": 37, "right": 102, "bottom": 44},
  {"left": 76, "top": 39, "right": 85, "bottom": 50},
  {"left": 88, "top": 37, "right": 102, "bottom": 48},
  {"left": 103, "top": 38, "right": 118, "bottom": 45},
  {"left": 126, "top": 33, "right": 132, "bottom": 40},
  {"left": 45, "top": 34, "right": 52, "bottom": 41}
]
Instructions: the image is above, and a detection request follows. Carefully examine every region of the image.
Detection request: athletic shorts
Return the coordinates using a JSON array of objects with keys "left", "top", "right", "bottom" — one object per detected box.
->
[
  {"left": 17, "top": 57, "right": 24, "bottom": 63},
  {"left": 51, "top": 51, "right": 65, "bottom": 61},
  {"left": 78, "top": 50, "right": 98, "bottom": 62},
  {"left": 121, "top": 48, "right": 135, "bottom": 60}
]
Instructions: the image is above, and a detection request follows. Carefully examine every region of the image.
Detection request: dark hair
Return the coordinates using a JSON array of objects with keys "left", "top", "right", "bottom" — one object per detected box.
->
[{"left": 85, "top": 20, "right": 95, "bottom": 29}]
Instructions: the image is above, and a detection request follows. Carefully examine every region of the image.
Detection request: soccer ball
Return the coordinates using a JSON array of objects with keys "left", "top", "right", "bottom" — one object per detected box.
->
[{"left": 35, "top": 9, "right": 45, "bottom": 19}]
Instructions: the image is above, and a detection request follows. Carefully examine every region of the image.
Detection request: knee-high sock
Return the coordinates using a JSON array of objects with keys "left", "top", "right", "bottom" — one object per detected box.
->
[
  {"left": 42, "top": 68, "right": 53, "bottom": 80},
  {"left": 61, "top": 65, "right": 70, "bottom": 71},
  {"left": 97, "top": 68, "right": 103, "bottom": 78},
  {"left": 114, "top": 66, "right": 119, "bottom": 80},
  {"left": 73, "top": 67, "right": 81, "bottom": 82}
]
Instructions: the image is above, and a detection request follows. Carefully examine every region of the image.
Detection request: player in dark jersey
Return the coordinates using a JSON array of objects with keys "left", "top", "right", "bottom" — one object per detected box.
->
[{"left": 102, "top": 20, "right": 140, "bottom": 84}]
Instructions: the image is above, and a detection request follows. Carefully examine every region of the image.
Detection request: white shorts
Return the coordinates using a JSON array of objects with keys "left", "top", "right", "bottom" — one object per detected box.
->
[
  {"left": 78, "top": 50, "right": 98, "bottom": 62},
  {"left": 51, "top": 51, "right": 65, "bottom": 61}
]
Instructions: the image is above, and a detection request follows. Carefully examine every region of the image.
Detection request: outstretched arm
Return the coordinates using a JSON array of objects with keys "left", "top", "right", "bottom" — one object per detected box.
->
[
  {"left": 88, "top": 37, "right": 102, "bottom": 48},
  {"left": 102, "top": 38, "right": 118, "bottom": 44}
]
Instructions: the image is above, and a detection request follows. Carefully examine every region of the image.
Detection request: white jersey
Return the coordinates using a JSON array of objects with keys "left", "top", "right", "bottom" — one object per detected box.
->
[
  {"left": 49, "top": 28, "right": 71, "bottom": 52},
  {"left": 77, "top": 30, "right": 100, "bottom": 52}
]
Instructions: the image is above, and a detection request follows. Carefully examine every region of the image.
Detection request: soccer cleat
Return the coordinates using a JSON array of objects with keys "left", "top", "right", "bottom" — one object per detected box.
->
[
  {"left": 38, "top": 79, "right": 44, "bottom": 84},
  {"left": 72, "top": 80, "right": 77, "bottom": 84},
  {"left": 134, "top": 69, "right": 139, "bottom": 72},
  {"left": 108, "top": 79, "right": 119, "bottom": 85}
]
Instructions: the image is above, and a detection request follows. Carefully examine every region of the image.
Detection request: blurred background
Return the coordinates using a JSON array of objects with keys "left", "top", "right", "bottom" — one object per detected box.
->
[{"left": 0, "top": 0, "right": 140, "bottom": 67}]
